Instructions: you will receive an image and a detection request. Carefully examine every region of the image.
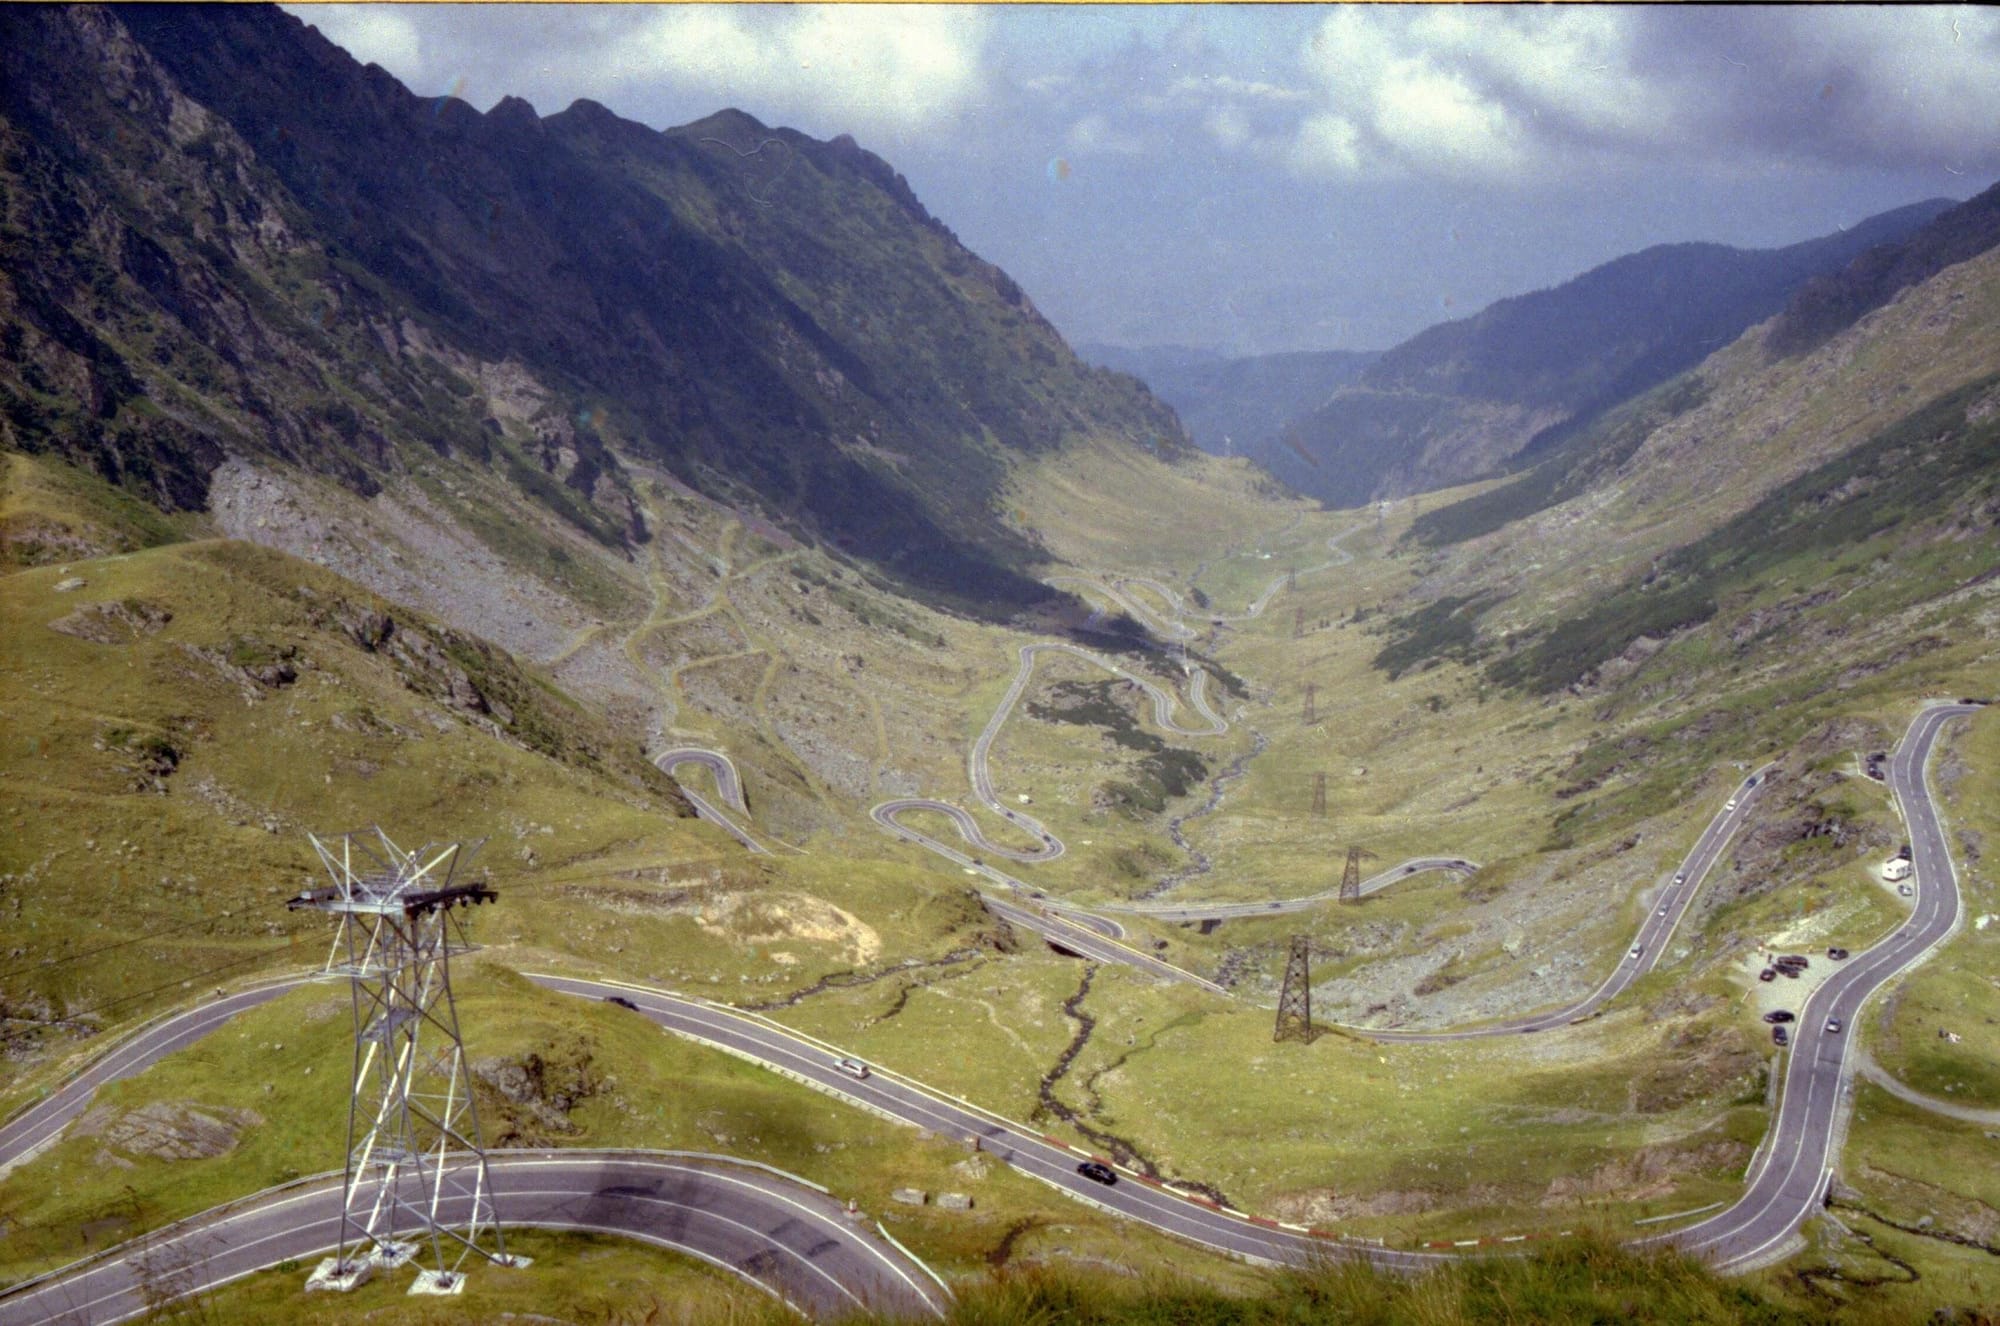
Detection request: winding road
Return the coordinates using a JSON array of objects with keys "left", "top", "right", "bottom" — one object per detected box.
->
[
  {"left": 658, "top": 747, "right": 768, "bottom": 854},
  {"left": 0, "top": 705, "right": 1978, "bottom": 1319},
  {"left": 0, "top": 1150, "right": 946, "bottom": 1326}
]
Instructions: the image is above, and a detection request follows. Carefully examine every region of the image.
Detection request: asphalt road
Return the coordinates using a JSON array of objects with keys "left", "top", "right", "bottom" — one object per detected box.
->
[
  {"left": 657, "top": 747, "right": 768, "bottom": 854},
  {"left": 1051, "top": 528, "right": 1360, "bottom": 639},
  {"left": 1642, "top": 701, "right": 1982, "bottom": 1269},
  {"left": 1367, "top": 762, "right": 1780, "bottom": 1042},
  {"left": 0, "top": 980, "right": 296, "bottom": 1181},
  {"left": 0, "top": 1151, "right": 946, "bottom": 1325},
  {"left": 0, "top": 705, "right": 1979, "bottom": 1311}
]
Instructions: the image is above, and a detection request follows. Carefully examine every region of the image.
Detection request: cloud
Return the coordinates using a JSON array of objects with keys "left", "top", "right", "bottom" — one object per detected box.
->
[
  {"left": 577, "top": 5, "right": 992, "bottom": 137},
  {"left": 1066, "top": 112, "right": 1146, "bottom": 156},
  {"left": 1284, "top": 5, "right": 2000, "bottom": 183},
  {"left": 299, "top": 6, "right": 426, "bottom": 79}
]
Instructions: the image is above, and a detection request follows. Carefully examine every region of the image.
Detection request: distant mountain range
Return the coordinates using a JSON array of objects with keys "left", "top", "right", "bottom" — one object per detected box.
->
[
  {"left": 1258, "top": 198, "right": 1954, "bottom": 507},
  {"left": 1076, "top": 343, "right": 1378, "bottom": 459},
  {"left": 0, "top": 4, "right": 1188, "bottom": 619}
]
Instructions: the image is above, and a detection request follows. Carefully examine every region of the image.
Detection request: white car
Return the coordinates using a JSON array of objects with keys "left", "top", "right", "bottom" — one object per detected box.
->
[
  {"left": 1629, "top": 945, "right": 1643, "bottom": 960},
  {"left": 1725, "top": 798, "right": 1738, "bottom": 811},
  {"left": 835, "top": 1057, "right": 871, "bottom": 1080}
]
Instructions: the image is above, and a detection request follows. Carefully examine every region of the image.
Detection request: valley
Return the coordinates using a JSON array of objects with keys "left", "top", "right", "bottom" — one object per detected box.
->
[{"left": 3, "top": 7, "right": 2000, "bottom": 1325}]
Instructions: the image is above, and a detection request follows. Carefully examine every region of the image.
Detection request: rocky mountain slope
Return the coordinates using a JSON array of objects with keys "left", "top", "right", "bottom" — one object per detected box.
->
[
  {"left": 1262, "top": 199, "right": 1953, "bottom": 507},
  {"left": 0, "top": 4, "right": 1188, "bottom": 621},
  {"left": 1365, "top": 206, "right": 2000, "bottom": 847}
]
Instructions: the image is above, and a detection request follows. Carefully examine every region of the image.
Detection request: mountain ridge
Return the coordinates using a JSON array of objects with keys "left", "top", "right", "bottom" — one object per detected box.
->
[
  {"left": 1261, "top": 198, "right": 1955, "bottom": 506},
  {"left": 0, "top": 3, "right": 1191, "bottom": 622}
]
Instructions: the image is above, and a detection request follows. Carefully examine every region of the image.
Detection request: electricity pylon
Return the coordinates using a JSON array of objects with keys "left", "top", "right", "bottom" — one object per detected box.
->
[
  {"left": 289, "top": 828, "right": 524, "bottom": 1296},
  {"left": 1274, "top": 935, "right": 1315, "bottom": 1043},
  {"left": 1339, "top": 845, "right": 1377, "bottom": 904}
]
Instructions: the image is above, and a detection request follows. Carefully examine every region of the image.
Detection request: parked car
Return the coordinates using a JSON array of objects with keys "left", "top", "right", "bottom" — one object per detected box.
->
[
  {"left": 1077, "top": 1161, "right": 1117, "bottom": 1185},
  {"left": 1826, "top": 1017, "right": 1843, "bottom": 1034},
  {"left": 1773, "top": 1026, "right": 1789, "bottom": 1047},
  {"left": 1899, "top": 883, "right": 1915, "bottom": 897},
  {"left": 836, "top": 1057, "right": 871, "bottom": 1080},
  {"left": 1827, "top": 947, "right": 1849, "bottom": 961},
  {"left": 1762, "top": 1010, "right": 1795, "bottom": 1024},
  {"left": 1759, "top": 968, "right": 1777, "bottom": 982}
]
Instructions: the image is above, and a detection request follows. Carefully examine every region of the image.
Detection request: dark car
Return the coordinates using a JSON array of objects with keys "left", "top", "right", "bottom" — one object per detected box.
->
[
  {"left": 1759, "top": 968, "right": 1777, "bottom": 982},
  {"left": 1827, "top": 947, "right": 1849, "bottom": 961},
  {"left": 604, "top": 995, "right": 640, "bottom": 1011},
  {"left": 1776, "top": 955, "right": 1809, "bottom": 970},
  {"left": 1773, "top": 1026, "right": 1789, "bottom": 1047},
  {"left": 1762, "top": 1010, "right": 1795, "bottom": 1024},
  {"left": 1077, "top": 1161, "right": 1117, "bottom": 1185}
]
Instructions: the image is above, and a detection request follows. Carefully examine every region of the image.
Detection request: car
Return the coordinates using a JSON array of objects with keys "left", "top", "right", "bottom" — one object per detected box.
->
[
  {"left": 1781, "top": 966, "right": 1803, "bottom": 979},
  {"left": 1827, "top": 947, "right": 1849, "bottom": 961},
  {"left": 1629, "top": 945, "right": 1644, "bottom": 960},
  {"left": 1759, "top": 968, "right": 1777, "bottom": 982},
  {"left": 1772, "top": 1026, "right": 1789, "bottom": 1046},
  {"left": 835, "top": 1057, "right": 871, "bottom": 1080},
  {"left": 1746, "top": 775, "right": 1759, "bottom": 788},
  {"left": 1899, "top": 883, "right": 1915, "bottom": 897},
  {"left": 1077, "top": 1161, "right": 1117, "bottom": 1185},
  {"left": 1762, "top": 1010, "right": 1795, "bottom": 1024},
  {"left": 1826, "top": 1017, "right": 1843, "bottom": 1034},
  {"left": 1776, "top": 954, "right": 1809, "bottom": 970},
  {"left": 1673, "top": 872, "right": 1686, "bottom": 885},
  {"left": 1657, "top": 905, "right": 1670, "bottom": 916},
  {"left": 1725, "top": 798, "right": 1738, "bottom": 811},
  {"left": 603, "top": 995, "right": 640, "bottom": 1011}
]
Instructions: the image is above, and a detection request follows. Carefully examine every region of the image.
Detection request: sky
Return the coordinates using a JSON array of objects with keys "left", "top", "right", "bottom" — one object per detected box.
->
[{"left": 288, "top": 4, "right": 2000, "bottom": 357}]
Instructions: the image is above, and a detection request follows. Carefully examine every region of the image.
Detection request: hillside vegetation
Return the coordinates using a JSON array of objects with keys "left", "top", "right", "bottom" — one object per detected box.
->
[
  {"left": 0, "top": 4, "right": 1188, "bottom": 620},
  {"left": 1261, "top": 200, "right": 1950, "bottom": 507}
]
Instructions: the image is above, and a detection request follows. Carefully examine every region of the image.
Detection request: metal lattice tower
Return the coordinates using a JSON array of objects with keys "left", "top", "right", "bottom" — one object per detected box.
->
[
  {"left": 288, "top": 828, "right": 524, "bottom": 1296},
  {"left": 1274, "top": 935, "right": 1314, "bottom": 1043},
  {"left": 1311, "top": 772, "right": 1327, "bottom": 817},
  {"left": 1303, "top": 682, "right": 1317, "bottom": 725},
  {"left": 1293, "top": 607, "right": 1305, "bottom": 639},
  {"left": 1339, "top": 845, "right": 1377, "bottom": 904}
]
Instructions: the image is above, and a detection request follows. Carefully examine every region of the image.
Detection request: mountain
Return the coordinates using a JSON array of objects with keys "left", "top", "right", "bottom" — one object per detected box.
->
[
  {"left": 0, "top": 4, "right": 1189, "bottom": 622},
  {"left": 1077, "top": 343, "right": 1380, "bottom": 459},
  {"left": 1262, "top": 199, "right": 1955, "bottom": 507},
  {"left": 1767, "top": 176, "right": 2000, "bottom": 357},
  {"left": 1366, "top": 195, "right": 2000, "bottom": 836}
]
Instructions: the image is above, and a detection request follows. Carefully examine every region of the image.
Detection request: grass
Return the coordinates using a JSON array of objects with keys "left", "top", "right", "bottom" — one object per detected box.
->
[
  {"left": 1867, "top": 708, "right": 2000, "bottom": 1105},
  {"left": 144, "top": 1230, "right": 783, "bottom": 1326},
  {"left": 0, "top": 964, "right": 1261, "bottom": 1295}
]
